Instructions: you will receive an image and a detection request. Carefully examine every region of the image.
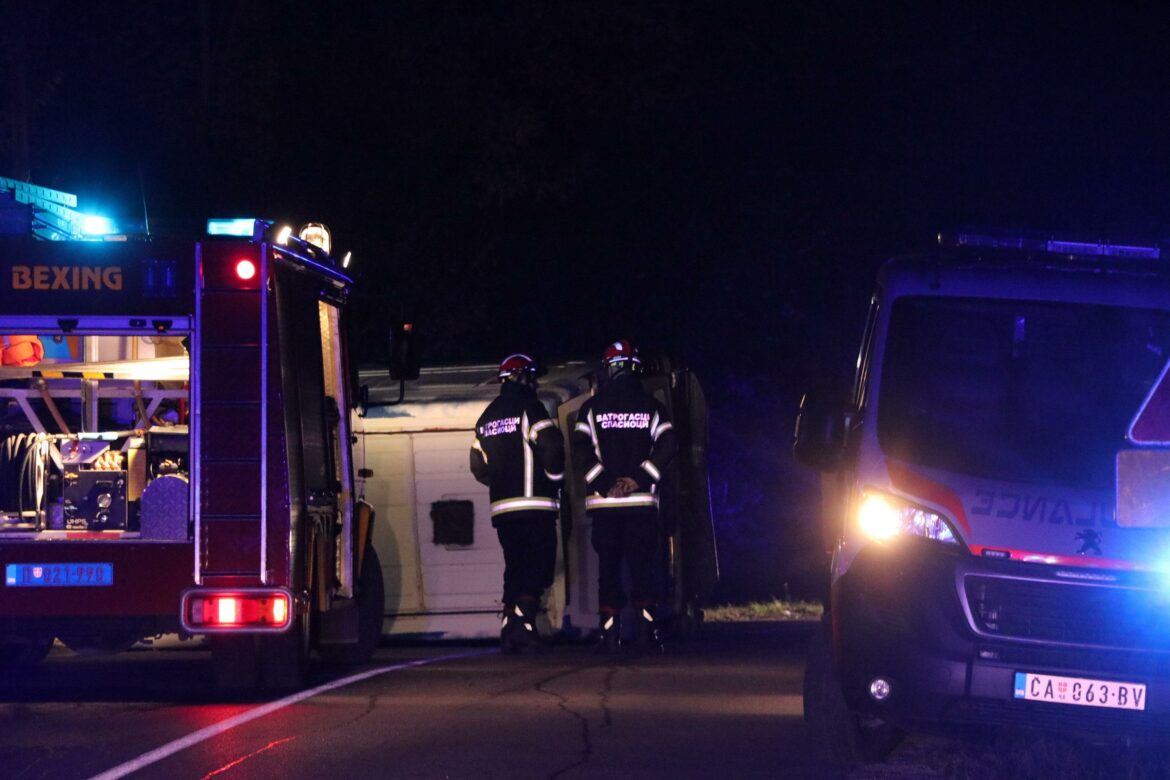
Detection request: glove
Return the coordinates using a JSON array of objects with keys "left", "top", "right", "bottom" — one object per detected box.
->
[{"left": 607, "top": 476, "right": 639, "bottom": 498}]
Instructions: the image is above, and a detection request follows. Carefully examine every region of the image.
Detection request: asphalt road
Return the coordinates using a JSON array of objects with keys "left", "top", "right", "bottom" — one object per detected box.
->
[
  {"left": 4, "top": 622, "right": 1168, "bottom": 780},
  {"left": 0, "top": 621, "right": 830, "bottom": 780}
]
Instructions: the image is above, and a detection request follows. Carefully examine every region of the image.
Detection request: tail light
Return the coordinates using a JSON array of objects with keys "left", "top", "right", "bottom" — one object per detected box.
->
[{"left": 180, "top": 588, "right": 294, "bottom": 633}]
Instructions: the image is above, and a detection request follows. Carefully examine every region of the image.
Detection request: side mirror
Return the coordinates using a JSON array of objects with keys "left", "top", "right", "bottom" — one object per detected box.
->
[
  {"left": 389, "top": 323, "right": 421, "bottom": 381},
  {"left": 793, "top": 389, "right": 847, "bottom": 471}
]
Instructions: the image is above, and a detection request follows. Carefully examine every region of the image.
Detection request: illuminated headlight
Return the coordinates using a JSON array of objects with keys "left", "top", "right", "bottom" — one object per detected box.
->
[{"left": 858, "top": 491, "right": 959, "bottom": 545}]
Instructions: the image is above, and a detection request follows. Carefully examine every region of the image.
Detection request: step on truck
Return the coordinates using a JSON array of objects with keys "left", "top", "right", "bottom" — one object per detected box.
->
[
  {"left": 795, "top": 231, "right": 1170, "bottom": 764},
  {"left": 0, "top": 179, "right": 382, "bottom": 688}
]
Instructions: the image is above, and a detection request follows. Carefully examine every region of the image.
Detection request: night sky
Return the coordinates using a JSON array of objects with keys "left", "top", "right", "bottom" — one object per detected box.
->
[{"left": 5, "top": 2, "right": 1170, "bottom": 600}]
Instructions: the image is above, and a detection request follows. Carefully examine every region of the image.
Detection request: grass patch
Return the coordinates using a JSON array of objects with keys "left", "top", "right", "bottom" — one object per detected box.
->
[{"left": 704, "top": 599, "right": 823, "bottom": 622}]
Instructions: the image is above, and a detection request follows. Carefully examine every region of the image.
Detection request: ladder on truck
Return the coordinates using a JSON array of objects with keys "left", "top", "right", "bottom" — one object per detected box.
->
[{"left": 0, "top": 177, "right": 119, "bottom": 240}]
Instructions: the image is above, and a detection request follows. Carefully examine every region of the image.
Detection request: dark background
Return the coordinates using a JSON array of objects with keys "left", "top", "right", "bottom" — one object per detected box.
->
[{"left": 4, "top": 2, "right": 1170, "bottom": 602}]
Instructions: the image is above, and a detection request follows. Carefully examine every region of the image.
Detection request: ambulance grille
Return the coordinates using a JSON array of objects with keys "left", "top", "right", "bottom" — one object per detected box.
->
[{"left": 963, "top": 575, "right": 1170, "bottom": 649}]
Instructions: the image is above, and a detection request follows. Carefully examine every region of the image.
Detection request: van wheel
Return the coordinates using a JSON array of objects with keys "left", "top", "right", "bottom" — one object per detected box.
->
[
  {"left": 318, "top": 546, "right": 384, "bottom": 666},
  {"left": 802, "top": 616, "right": 903, "bottom": 767},
  {"left": 0, "top": 635, "right": 53, "bottom": 667}
]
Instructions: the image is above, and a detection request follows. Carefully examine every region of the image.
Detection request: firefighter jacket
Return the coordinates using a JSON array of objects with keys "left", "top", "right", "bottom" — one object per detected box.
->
[
  {"left": 571, "top": 372, "right": 678, "bottom": 511},
  {"left": 470, "top": 381, "right": 565, "bottom": 519}
]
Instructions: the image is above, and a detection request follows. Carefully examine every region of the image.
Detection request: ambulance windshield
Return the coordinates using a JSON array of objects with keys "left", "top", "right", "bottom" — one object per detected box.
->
[{"left": 877, "top": 297, "right": 1170, "bottom": 487}]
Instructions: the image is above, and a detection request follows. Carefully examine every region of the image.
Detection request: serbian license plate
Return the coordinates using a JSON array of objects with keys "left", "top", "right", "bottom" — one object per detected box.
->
[
  {"left": 1014, "top": 672, "right": 1146, "bottom": 711},
  {"left": 4, "top": 563, "right": 113, "bottom": 587}
]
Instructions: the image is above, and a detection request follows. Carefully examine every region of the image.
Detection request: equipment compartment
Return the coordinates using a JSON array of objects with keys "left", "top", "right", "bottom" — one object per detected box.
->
[{"left": 0, "top": 335, "right": 191, "bottom": 540}]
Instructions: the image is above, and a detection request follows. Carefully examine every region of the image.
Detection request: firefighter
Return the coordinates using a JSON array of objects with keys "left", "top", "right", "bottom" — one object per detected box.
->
[
  {"left": 571, "top": 340, "right": 677, "bottom": 652},
  {"left": 470, "top": 353, "right": 565, "bottom": 653}
]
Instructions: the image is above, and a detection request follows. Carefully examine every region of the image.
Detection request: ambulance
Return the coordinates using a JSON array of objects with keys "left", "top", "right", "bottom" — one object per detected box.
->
[{"left": 796, "top": 231, "right": 1170, "bottom": 763}]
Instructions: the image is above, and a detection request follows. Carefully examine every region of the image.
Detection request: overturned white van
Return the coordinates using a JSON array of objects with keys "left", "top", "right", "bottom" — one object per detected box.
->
[{"left": 353, "top": 357, "right": 717, "bottom": 640}]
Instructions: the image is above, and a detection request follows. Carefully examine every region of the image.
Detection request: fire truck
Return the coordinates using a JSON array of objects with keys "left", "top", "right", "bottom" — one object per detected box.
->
[{"left": 0, "top": 179, "right": 382, "bottom": 688}]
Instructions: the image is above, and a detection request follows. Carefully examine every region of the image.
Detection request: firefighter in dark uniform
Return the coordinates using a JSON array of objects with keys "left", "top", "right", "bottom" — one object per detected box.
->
[
  {"left": 470, "top": 354, "right": 565, "bottom": 653},
  {"left": 571, "top": 340, "right": 677, "bottom": 652}
]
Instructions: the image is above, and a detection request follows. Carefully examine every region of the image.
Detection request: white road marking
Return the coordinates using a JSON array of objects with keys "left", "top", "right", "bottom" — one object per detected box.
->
[{"left": 87, "top": 649, "right": 494, "bottom": 780}]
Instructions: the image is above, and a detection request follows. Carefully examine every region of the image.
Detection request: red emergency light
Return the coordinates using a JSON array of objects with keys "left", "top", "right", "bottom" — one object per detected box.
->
[
  {"left": 180, "top": 588, "right": 294, "bottom": 633},
  {"left": 234, "top": 258, "right": 257, "bottom": 281}
]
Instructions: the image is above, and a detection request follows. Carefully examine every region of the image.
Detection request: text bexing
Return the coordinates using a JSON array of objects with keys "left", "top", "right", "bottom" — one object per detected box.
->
[{"left": 11, "top": 265, "right": 124, "bottom": 291}]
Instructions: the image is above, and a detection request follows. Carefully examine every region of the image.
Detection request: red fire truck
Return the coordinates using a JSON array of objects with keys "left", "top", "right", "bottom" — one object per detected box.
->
[{"left": 0, "top": 179, "right": 382, "bottom": 688}]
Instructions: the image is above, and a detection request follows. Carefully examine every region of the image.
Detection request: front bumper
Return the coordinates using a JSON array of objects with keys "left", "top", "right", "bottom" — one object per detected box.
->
[{"left": 835, "top": 541, "right": 1170, "bottom": 737}]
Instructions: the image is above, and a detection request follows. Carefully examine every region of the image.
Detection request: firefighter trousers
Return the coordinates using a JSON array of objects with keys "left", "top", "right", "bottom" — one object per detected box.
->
[
  {"left": 590, "top": 507, "right": 659, "bottom": 612},
  {"left": 494, "top": 510, "right": 558, "bottom": 607}
]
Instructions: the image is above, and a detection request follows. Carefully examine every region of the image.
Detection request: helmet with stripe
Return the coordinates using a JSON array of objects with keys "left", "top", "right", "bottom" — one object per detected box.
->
[
  {"left": 602, "top": 340, "right": 642, "bottom": 375},
  {"left": 498, "top": 353, "right": 539, "bottom": 383}
]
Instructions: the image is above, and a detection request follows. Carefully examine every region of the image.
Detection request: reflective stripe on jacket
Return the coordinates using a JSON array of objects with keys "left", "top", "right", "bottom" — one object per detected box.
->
[
  {"left": 470, "top": 381, "right": 565, "bottom": 518},
  {"left": 570, "top": 372, "right": 677, "bottom": 512}
]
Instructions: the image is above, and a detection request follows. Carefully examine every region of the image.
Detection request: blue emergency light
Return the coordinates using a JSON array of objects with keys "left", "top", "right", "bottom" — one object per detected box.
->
[
  {"left": 79, "top": 215, "right": 118, "bottom": 237},
  {"left": 206, "top": 218, "right": 259, "bottom": 237},
  {"left": 943, "top": 230, "right": 1162, "bottom": 260}
]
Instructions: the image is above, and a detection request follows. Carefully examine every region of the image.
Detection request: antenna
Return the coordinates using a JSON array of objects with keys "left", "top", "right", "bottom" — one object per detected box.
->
[{"left": 138, "top": 166, "right": 151, "bottom": 238}]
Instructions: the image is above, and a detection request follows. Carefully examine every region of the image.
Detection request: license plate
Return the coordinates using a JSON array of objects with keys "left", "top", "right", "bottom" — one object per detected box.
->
[
  {"left": 4, "top": 563, "right": 114, "bottom": 587},
  {"left": 1014, "top": 671, "right": 1146, "bottom": 711}
]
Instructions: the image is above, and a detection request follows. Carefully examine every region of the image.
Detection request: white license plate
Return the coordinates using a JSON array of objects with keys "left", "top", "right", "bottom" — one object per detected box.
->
[{"left": 1013, "top": 672, "right": 1146, "bottom": 711}]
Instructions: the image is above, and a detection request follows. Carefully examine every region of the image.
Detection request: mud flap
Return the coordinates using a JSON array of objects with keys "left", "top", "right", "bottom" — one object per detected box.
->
[
  {"left": 211, "top": 635, "right": 261, "bottom": 690},
  {"left": 317, "top": 545, "right": 384, "bottom": 665},
  {"left": 316, "top": 598, "right": 360, "bottom": 645}
]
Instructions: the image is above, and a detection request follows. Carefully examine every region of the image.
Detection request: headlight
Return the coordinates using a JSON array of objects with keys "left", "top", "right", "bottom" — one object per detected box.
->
[{"left": 858, "top": 491, "right": 959, "bottom": 545}]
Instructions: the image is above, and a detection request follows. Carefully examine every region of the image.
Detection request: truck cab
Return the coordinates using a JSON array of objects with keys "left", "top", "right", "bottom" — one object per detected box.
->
[
  {"left": 796, "top": 232, "right": 1170, "bottom": 763},
  {"left": 0, "top": 180, "right": 381, "bottom": 687}
]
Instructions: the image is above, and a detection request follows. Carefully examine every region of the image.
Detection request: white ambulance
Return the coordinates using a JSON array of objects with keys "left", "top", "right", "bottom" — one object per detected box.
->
[{"left": 796, "top": 232, "right": 1170, "bottom": 764}]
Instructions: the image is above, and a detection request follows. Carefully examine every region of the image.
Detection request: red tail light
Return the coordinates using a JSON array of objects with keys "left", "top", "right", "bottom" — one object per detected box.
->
[{"left": 181, "top": 588, "right": 294, "bottom": 633}]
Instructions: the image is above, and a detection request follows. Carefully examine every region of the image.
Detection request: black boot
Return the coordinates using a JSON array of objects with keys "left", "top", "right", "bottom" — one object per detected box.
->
[
  {"left": 500, "top": 603, "right": 541, "bottom": 654},
  {"left": 500, "top": 605, "right": 518, "bottom": 653},
  {"left": 634, "top": 606, "right": 664, "bottom": 653},
  {"left": 597, "top": 612, "right": 621, "bottom": 654}
]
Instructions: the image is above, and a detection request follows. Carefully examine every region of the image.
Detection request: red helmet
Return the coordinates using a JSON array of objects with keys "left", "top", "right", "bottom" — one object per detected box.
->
[
  {"left": 602, "top": 340, "right": 642, "bottom": 370},
  {"left": 498, "top": 353, "right": 538, "bottom": 382}
]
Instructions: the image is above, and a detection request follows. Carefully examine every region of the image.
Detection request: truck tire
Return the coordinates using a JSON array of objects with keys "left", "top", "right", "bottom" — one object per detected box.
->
[
  {"left": 0, "top": 635, "right": 53, "bottom": 668},
  {"left": 318, "top": 545, "right": 384, "bottom": 666},
  {"left": 802, "top": 615, "right": 903, "bottom": 767}
]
